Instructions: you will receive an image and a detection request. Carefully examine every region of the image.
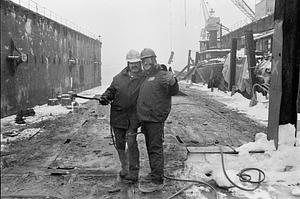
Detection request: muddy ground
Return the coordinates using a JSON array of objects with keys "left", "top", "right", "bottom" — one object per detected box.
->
[{"left": 1, "top": 84, "right": 266, "bottom": 199}]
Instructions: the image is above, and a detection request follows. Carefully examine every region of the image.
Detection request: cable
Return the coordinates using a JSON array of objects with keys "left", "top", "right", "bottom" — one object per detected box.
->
[
  {"left": 169, "top": 0, "right": 173, "bottom": 52},
  {"left": 163, "top": 174, "right": 219, "bottom": 199},
  {"left": 110, "top": 125, "right": 116, "bottom": 149},
  {"left": 219, "top": 145, "right": 265, "bottom": 191},
  {"left": 184, "top": 0, "right": 187, "bottom": 27}
]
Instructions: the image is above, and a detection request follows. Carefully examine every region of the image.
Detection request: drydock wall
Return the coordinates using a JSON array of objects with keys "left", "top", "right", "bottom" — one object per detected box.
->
[{"left": 1, "top": 0, "right": 102, "bottom": 118}]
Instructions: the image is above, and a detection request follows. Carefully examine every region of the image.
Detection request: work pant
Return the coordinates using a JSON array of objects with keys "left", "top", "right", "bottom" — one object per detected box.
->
[
  {"left": 141, "top": 121, "right": 164, "bottom": 184},
  {"left": 113, "top": 127, "right": 139, "bottom": 174}
]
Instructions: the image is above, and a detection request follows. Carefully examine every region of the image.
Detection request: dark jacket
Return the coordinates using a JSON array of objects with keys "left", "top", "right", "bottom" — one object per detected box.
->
[
  {"left": 137, "top": 65, "right": 179, "bottom": 122},
  {"left": 102, "top": 67, "right": 145, "bottom": 129}
]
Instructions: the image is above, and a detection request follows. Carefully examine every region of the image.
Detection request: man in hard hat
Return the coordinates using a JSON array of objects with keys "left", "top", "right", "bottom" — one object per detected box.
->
[
  {"left": 100, "top": 49, "right": 145, "bottom": 183},
  {"left": 137, "top": 48, "right": 179, "bottom": 193}
]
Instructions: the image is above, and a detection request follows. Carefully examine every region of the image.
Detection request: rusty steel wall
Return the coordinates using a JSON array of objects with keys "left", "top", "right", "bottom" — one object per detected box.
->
[{"left": 1, "top": 0, "right": 102, "bottom": 118}]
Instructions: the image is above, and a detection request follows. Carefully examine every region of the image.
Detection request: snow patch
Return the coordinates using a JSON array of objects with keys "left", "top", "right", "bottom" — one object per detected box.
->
[
  {"left": 292, "top": 187, "right": 300, "bottom": 197},
  {"left": 1, "top": 86, "right": 109, "bottom": 127},
  {"left": 183, "top": 123, "right": 300, "bottom": 198},
  {"left": 232, "top": 188, "right": 273, "bottom": 199},
  {"left": 75, "top": 85, "right": 108, "bottom": 104},
  {"left": 1, "top": 128, "right": 42, "bottom": 143},
  {"left": 185, "top": 83, "right": 269, "bottom": 125}
]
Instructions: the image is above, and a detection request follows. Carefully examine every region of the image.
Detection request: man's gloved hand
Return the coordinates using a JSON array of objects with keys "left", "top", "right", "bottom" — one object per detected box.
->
[
  {"left": 162, "top": 71, "right": 176, "bottom": 86},
  {"left": 99, "top": 96, "right": 109, "bottom": 105}
]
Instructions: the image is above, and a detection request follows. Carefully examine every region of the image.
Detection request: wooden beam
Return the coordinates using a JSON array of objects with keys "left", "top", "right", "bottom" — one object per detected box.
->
[
  {"left": 229, "top": 38, "right": 237, "bottom": 91},
  {"left": 267, "top": 18, "right": 283, "bottom": 149},
  {"left": 245, "top": 30, "right": 257, "bottom": 97},
  {"left": 176, "top": 65, "right": 189, "bottom": 79},
  {"left": 277, "top": 0, "right": 300, "bottom": 126},
  {"left": 268, "top": 0, "right": 300, "bottom": 149},
  {"left": 182, "top": 67, "right": 195, "bottom": 80},
  {"left": 195, "top": 52, "right": 200, "bottom": 65},
  {"left": 194, "top": 67, "right": 206, "bottom": 83},
  {"left": 176, "top": 50, "right": 193, "bottom": 78},
  {"left": 187, "top": 50, "right": 192, "bottom": 72}
]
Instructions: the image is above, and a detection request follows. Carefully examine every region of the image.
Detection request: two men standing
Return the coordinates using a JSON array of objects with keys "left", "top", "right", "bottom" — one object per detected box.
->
[{"left": 100, "top": 48, "right": 178, "bottom": 193}]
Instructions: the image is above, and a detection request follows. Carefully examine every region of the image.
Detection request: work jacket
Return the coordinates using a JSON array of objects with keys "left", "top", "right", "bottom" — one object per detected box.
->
[
  {"left": 102, "top": 67, "right": 145, "bottom": 129},
  {"left": 137, "top": 65, "right": 179, "bottom": 123}
]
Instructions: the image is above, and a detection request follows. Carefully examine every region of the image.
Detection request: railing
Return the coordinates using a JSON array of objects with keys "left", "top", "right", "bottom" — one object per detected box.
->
[
  {"left": 229, "top": 17, "right": 253, "bottom": 32},
  {"left": 249, "top": 83, "right": 270, "bottom": 107},
  {"left": 10, "top": 0, "right": 99, "bottom": 40}
]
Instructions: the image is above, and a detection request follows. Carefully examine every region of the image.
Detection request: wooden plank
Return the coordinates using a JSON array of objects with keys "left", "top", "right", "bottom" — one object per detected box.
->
[
  {"left": 229, "top": 38, "right": 237, "bottom": 91},
  {"left": 195, "top": 51, "right": 200, "bottom": 65},
  {"left": 187, "top": 49, "right": 192, "bottom": 72},
  {"left": 176, "top": 64, "right": 189, "bottom": 79},
  {"left": 168, "top": 51, "right": 174, "bottom": 65},
  {"left": 267, "top": 20, "right": 283, "bottom": 149},
  {"left": 277, "top": 0, "right": 299, "bottom": 127},
  {"left": 268, "top": 0, "right": 300, "bottom": 149},
  {"left": 187, "top": 146, "right": 234, "bottom": 153},
  {"left": 177, "top": 50, "right": 196, "bottom": 79},
  {"left": 187, "top": 146, "right": 265, "bottom": 154},
  {"left": 245, "top": 30, "right": 257, "bottom": 97},
  {"left": 195, "top": 67, "right": 206, "bottom": 83},
  {"left": 182, "top": 67, "right": 195, "bottom": 80}
]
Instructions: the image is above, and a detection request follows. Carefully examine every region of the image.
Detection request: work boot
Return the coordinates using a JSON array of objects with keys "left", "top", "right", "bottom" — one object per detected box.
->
[
  {"left": 124, "top": 170, "right": 139, "bottom": 183},
  {"left": 117, "top": 149, "right": 128, "bottom": 178},
  {"left": 140, "top": 173, "right": 153, "bottom": 183},
  {"left": 138, "top": 182, "right": 164, "bottom": 193}
]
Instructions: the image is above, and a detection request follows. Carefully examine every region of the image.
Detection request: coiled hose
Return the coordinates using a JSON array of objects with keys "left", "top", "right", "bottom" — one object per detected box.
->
[
  {"left": 163, "top": 146, "right": 266, "bottom": 199},
  {"left": 219, "top": 145, "right": 265, "bottom": 191}
]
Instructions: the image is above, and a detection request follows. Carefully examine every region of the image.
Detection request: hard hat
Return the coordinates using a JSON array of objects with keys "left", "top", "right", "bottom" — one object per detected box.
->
[
  {"left": 126, "top": 49, "right": 141, "bottom": 63},
  {"left": 140, "top": 48, "right": 156, "bottom": 59}
]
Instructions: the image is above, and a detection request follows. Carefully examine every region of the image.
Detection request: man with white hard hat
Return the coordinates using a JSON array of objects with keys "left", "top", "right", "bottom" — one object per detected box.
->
[{"left": 100, "top": 49, "right": 145, "bottom": 183}]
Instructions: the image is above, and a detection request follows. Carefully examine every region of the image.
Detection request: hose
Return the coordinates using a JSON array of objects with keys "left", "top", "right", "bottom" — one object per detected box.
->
[
  {"left": 110, "top": 125, "right": 116, "bottom": 149},
  {"left": 163, "top": 145, "right": 265, "bottom": 199},
  {"left": 219, "top": 145, "right": 265, "bottom": 191},
  {"left": 163, "top": 174, "right": 219, "bottom": 199}
]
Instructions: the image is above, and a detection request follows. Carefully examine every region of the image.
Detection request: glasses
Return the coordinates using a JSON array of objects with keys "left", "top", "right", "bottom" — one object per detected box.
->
[{"left": 128, "top": 62, "right": 141, "bottom": 67}]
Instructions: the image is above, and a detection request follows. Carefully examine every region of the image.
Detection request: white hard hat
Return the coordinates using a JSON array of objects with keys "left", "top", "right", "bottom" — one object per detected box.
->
[{"left": 126, "top": 49, "right": 141, "bottom": 63}]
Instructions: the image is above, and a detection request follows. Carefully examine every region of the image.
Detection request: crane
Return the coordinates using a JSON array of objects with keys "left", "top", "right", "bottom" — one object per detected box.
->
[
  {"left": 200, "top": 0, "right": 220, "bottom": 49},
  {"left": 230, "top": 0, "right": 256, "bottom": 21},
  {"left": 200, "top": 0, "right": 209, "bottom": 40}
]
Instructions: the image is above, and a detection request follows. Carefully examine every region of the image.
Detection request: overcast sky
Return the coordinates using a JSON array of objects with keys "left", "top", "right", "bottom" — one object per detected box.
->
[{"left": 15, "top": 0, "right": 256, "bottom": 84}]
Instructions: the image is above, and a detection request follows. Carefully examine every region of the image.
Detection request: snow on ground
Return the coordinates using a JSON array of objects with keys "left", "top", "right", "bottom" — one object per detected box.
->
[
  {"left": 1, "top": 85, "right": 108, "bottom": 126},
  {"left": 184, "top": 125, "right": 300, "bottom": 199},
  {"left": 74, "top": 85, "right": 108, "bottom": 104},
  {"left": 180, "top": 82, "right": 300, "bottom": 198},
  {"left": 0, "top": 85, "right": 109, "bottom": 150},
  {"left": 1, "top": 82, "right": 299, "bottom": 198},
  {"left": 183, "top": 82, "right": 269, "bottom": 126}
]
